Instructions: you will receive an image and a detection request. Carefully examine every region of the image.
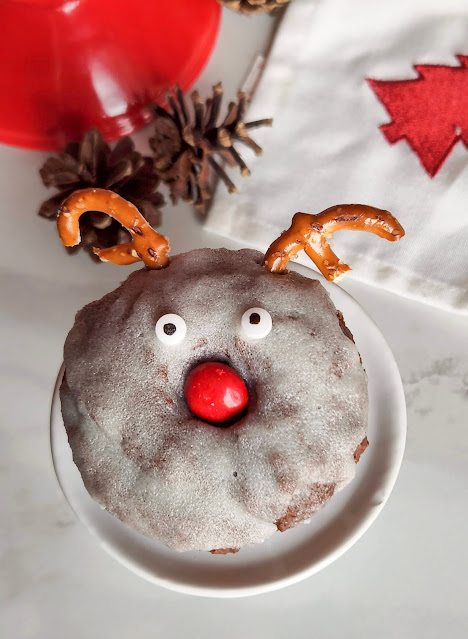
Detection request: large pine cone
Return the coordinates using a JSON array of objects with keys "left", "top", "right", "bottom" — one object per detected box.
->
[{"left": 149, "top": 84, "right": 272, "bottom": 213}]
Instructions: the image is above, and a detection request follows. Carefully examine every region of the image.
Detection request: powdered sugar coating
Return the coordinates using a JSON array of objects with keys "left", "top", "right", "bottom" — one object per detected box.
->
[{"left": 61, "top": 248, "right": 368, "bottom": 552}]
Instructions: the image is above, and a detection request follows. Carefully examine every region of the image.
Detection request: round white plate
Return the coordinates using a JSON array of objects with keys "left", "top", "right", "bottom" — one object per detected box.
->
[{"left": 50, "top": 265, "right": 406, "bottom": 598}]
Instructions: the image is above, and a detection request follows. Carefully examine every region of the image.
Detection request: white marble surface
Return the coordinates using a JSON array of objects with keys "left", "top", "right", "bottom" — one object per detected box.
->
[{"left": 1, "top": 8, "right": 468, "bottom": 639}]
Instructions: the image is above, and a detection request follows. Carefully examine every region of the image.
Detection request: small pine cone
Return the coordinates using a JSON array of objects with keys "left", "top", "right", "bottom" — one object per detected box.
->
[
  {"left": 217, "top": 0, "right": 290, "bottom": 15},
  {"left": 38, "top": 129, "right": 165, "bottom": 261}
]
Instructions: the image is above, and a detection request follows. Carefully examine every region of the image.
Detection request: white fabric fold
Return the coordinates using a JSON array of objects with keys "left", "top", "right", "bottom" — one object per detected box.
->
[{"left": 206, "top": 0, "right": 468, "bottom": 314}]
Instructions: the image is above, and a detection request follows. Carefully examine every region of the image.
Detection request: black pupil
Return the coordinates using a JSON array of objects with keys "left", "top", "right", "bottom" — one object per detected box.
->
[
  {"left": 163, "top": 323, "right": 177, "bottom": 336},
  {"left": 249, "top": 312, "right": 261, "bottom": 325}
]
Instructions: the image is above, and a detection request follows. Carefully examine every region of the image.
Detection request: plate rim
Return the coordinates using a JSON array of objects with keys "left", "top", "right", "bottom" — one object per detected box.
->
[{"left": 50, "top": 269, "right": 407, "bottom": 598}]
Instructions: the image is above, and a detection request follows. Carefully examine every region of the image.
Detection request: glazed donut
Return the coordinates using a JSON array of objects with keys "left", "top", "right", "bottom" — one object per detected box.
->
[
  {"left": 61, "top": 248, "right": 368, "bottom": 552},
  {"left": 58, "top": 188, "right": 406, "bottom": 553}
]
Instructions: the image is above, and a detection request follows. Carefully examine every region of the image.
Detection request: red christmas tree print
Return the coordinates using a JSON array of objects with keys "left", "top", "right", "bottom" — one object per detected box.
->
[{"left": 367, "top": 55, "right": 468, "bottom": 177}]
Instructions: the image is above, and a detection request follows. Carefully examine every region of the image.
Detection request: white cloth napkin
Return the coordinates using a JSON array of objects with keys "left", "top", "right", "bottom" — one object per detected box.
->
[{"left": 206, "top": 0, "right": 468, "bottom": 314}]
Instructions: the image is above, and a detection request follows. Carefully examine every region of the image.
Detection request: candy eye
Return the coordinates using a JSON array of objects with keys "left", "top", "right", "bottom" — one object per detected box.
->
[
  {"left": 241, "top": 307, "right": 272, "bottom": 339},
  {"left": 155, "top": 313, "right": 187, "bottom": 345}
]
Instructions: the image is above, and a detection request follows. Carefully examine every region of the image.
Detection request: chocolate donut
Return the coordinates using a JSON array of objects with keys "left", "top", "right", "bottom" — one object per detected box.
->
[{"left": 61, "top": 248, "right": 368, "bottom": 552}]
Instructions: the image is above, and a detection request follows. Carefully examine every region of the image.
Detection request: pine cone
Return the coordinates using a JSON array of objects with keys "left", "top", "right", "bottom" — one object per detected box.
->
[
  {"left": 39, "top": 129, "right": 165, "bottom": 259},
  {"left": 149, "top": 83, "right": 272, "bottom": 212},
  {"left": 217, "top": 0, "right": 290, "bottom": 15}
]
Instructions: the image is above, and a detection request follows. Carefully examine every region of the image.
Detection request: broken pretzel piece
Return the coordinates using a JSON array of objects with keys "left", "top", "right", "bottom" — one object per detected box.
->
[
  {"left": 263, "top": 204, "right": 404, "bottom": 281},
  {"left": 57, "top": 188, "right": 170, "bottom": 268}
]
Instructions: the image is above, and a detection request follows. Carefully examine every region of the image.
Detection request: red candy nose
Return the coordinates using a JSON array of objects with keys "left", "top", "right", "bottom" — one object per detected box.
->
[{"left": 184, "top": 362, "right": 249, "bottom": 423}]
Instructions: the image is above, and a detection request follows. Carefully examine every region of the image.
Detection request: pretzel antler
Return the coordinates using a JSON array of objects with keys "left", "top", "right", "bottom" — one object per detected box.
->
[
  {"left": 263, "top": 204, "right": 404, "bottom": 281},
  {"left": 57, "top": 188, "right": 170, "bottom": 268}
]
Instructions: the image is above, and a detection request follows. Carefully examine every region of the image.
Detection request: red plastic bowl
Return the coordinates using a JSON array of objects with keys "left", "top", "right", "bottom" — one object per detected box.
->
[{"left": 0, "top": 0, "right": 221, "bottom": 150}]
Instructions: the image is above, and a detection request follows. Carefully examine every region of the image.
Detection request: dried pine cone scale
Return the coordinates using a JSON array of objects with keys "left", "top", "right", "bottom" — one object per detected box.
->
[
  {"left": 218, "top": 0, "right": 290, "bottom": 15},
  {"left": 150, "top": 83, "right": 272, "bottom": 212},
  {"left": 38, "top": 129, "right": 165, "bottom": 259}
]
